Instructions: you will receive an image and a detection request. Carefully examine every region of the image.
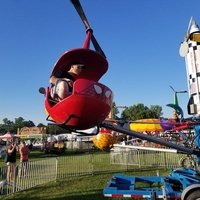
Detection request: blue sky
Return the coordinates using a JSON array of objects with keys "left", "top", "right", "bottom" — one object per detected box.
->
[{"left": 0, "top": 0, "right": 200, "bottom": 125}]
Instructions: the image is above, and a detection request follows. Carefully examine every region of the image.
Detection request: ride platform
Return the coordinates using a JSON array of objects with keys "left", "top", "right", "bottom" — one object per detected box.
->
[{"left": 103, "top": 168, "right": 200, "bottom": 199}]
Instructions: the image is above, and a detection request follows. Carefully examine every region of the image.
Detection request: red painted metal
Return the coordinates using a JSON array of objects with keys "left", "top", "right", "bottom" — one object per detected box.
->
[
  {"left": 51, "top": 48, "right": 108, "bottom": 82},
  {"left": 45, "top": 79, "right": 112, "bottom": 129},
  {"left": 44, "top": 30, "right": 113, "bottom": 130}
]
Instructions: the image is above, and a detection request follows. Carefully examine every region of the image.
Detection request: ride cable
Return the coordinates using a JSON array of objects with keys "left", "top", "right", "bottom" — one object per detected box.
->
[{"left": 71, "top": 0, "right": 106, "bottom": 58}]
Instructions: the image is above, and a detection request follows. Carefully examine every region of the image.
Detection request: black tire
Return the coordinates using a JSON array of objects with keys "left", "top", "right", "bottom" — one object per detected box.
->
[{"left": 186, "top": 190, "right": 200, "bottom": 200}]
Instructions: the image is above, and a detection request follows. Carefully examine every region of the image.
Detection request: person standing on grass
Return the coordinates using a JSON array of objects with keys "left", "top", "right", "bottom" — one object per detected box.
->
[
  {"left": 6, "top": 142, "right": 17, "bottom": 182},
  {"left": 19, "top": 141, "right": 29, "bottom": 177}
]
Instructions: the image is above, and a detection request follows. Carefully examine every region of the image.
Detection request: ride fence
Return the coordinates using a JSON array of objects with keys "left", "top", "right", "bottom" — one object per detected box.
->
[
  {"left": 0, "top": 158, "right": 57, "bottom": 197},
  {"left": 110, "top": 146, "right": 185, "bottom": 169},
  {"left": 0, "top": 150, "right": 187, "bottom": 197}
]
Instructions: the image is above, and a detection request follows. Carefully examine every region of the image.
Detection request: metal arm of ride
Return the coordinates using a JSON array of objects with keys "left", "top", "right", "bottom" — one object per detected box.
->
[
  {"left": 100, "top": 122, "right": 200, "bottom": 157},
  {"left": 70, "top": 0, "right": 106, "bottom": 58}
]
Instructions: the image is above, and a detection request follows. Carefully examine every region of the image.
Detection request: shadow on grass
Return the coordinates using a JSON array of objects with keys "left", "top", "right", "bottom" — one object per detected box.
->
[
  {"left": 1, "top": 186, "right": 112, "bottom": 200},
  {"left": 1, "top": 170, "right": 168, "bottom": 200},
  {"left": 29, "top": 150, "right": 66, "bottom": 159},
  {"left": 29, "top": 149, "right": 89, "bottom": 159},
  {"left": 2, "top": 190, "right": 131, "bottom": 200}
]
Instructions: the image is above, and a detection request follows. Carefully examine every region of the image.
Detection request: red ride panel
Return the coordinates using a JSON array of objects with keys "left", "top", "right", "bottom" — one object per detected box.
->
[
  {"left": 51, "top": 48, "right": 108, "bottom": 82},
  {"left": 45, "top": 79, "right": 113, "bottom": 129}
]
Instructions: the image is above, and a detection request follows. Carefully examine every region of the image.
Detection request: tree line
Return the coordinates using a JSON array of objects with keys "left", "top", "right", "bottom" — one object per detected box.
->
[
  {"left": 0, "top": 117, "right": 67, "bottom": 135},
  {"left": 0, "top": 103, "right": 163, "bottom": 135}
]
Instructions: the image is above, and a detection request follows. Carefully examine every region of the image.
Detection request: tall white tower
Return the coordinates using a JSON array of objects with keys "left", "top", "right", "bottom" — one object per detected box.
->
[{"left": 180, "top": 17, "right": 200, "bottom": 116}]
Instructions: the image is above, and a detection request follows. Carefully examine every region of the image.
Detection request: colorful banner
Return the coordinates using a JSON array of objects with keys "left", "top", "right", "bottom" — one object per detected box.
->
[{"left": 17, "top": 127, "right": 47, "bottom": 138}]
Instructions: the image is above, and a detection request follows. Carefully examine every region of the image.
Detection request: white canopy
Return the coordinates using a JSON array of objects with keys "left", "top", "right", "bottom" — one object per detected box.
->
[{"left": 0, "top": 132, "right": 15, "bottom": 141}]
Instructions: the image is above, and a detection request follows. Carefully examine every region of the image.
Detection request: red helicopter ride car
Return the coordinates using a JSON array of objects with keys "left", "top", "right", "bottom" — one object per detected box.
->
[{"left": 40, "top": 0, "right": 113, "bottom": 131}]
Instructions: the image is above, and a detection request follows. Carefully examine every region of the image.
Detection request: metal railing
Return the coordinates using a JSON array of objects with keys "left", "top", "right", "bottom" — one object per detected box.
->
[
  {"left": 0, "top": 149, "right": 186, "bottom": 197},
  {"left": 0, "top": 158, "right": 57, "bottom": 196},
  {"left": 110, "top": 148, "right": 185, "bottom": 169},
  {"left": 110, "top": 144, "right": 186, "bottom": 169}
]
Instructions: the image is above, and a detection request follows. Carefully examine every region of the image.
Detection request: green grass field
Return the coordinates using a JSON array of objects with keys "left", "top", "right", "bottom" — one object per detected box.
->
[
  {"left": 1, "top": 169, "right": 169, "bottom": 200},
  {"left": 0, "top": 149, "right": 170, "bottom": 200}
]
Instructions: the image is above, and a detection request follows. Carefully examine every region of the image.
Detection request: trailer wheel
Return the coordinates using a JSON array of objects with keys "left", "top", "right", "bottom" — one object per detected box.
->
[
  {"left": 186, "top": 191, "right": 200, "bottom": 200},
  {"left": 181, "top": 184, "right": 200, "bottom": 200}
]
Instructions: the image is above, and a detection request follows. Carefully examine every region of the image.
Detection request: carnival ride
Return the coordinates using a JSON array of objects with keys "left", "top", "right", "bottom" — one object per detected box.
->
[
  {"left": 166, "top": 86, "right": 186, "bottom": 119},
  {"left": 103, "top": 19, "right": 200, "bottom": 200},
  {"left": 40, "top": 1, "right": 200, "bottom": 199},
  {"left": 40, "top": 0, "right": 113, "bottom": 131}
]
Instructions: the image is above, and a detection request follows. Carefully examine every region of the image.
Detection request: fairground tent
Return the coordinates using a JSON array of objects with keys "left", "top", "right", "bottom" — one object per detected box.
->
[{"left": 0, "top": 132, "right": 16, "bottom": 141}]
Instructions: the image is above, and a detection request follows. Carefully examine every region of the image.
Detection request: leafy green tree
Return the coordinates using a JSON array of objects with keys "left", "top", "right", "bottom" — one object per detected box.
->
[
  {"left": 46, "top": 124, "right": 70, "bottom": 135},
  {"left": 23, "top": 120, "right": 35, "bottom": 127},
  {"left": 1, "top": 118, "right": 14, "bottom": 133},
  {"left": 148, "top": 105, "right": 163, "bottom": 118},
  {"left": 37, "top": 123, "right": 46, "bottom": 127},
  {"left": 3, "top": 118, "right": 13, "bottom": 125},
  {"left": 121, "top": 103, "right": 163, "bottom": 121},
  {"left": 14, "top": 117, "right": 25, "bottom": 129},
  {"left": 112, "top": 102, "right": 119, "bottom": 119},
  {"left": 0, "top": 117, "right": 36, "bottom": 134}
]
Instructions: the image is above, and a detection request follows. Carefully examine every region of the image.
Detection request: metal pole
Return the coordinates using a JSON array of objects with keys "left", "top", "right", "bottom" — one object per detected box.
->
[{"left": 100, "top": 122, "right": 200, "bottom": 156}]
